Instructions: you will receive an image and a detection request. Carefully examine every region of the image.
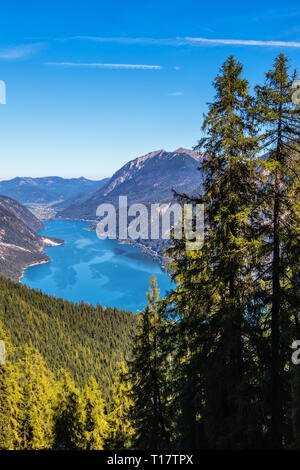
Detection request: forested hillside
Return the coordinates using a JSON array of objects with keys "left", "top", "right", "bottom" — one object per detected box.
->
[
  {"left": 0, "top": 275, "right": 136, "bottom": 450},
  {"left": 0, "top": 276, "right": 136, "bottom": 394}
]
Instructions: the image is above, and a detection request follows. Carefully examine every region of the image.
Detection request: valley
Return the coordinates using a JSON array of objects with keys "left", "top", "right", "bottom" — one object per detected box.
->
[{"left": 0, "top": 147, "right": 203, "bottom": 282}]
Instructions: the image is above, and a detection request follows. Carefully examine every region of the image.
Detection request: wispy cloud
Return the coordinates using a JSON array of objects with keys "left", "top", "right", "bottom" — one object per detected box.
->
[
  {"left": 27, "top": 36, "right": 181, "bottom": 46},
  {"left": 21, "top": 36, "right": 300, "bottom": 63},
  {"left": 45, "top": 62, "right": 162, "bottom": 70},
  {"left": 65, "top": 36, "right": 182, "bottom": 46},
  {"left": 0, "top": 42, "right": 46, "bottom": 60},
  {"left": 53, "top": 35, "right": 300, "bottom": 48},
  {"left": 168, "top": 91, "right": 184, "bottom": 96},
  {"left": 184, "top": 37, "right": 300, "bottom": 47}
]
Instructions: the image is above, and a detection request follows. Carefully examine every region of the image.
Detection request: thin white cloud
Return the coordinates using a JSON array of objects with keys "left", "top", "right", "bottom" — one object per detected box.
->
[
  {"left": 168, "top": 91, "right": 184, "bottom": 96},
  {"left": 66, "top": 36, "right": 181, "bottom": 46},
  {"left": 0, "top": 42, "right": 46, "bottom": 60},
  {"left": 53, "top": 35, "right": 300, "bottom": 48},
  {"left": 45, "top": 62, "right": 162, "bottom": 70},
  {"left": 184, "top": 37, "right": 300, "bottom": 47}
]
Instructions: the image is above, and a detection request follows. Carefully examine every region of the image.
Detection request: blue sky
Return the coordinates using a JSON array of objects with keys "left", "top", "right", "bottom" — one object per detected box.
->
[{"left": 1, "top": 0, "right": 300, "bottom": 179}]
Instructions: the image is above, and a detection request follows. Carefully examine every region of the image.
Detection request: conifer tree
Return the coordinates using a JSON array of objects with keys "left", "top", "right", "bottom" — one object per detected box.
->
[
  {"left": 16, "top": 346, "right": 58, "bottom": 450},
  {"left": 105, "top": 362, "right": 134, "bottom": 449},
  {"left": 56, "top": 374, "right": 108, "bottom": 450},
  {"left": 0, "top": 364, "right": 13, "bottom": 449},
  {"left": 54, "top": 370, "right": 81, "bottom": 450},
  {"left": 78, "top": 377, "right": 108, "bottom": 450},
  {"left": 0, "top": 320, "right": 17, "bottom": 449},
  {"left": 254, "top": 53, "right": 300, "bottom": 448},
  {"left": 129, "top": 275, "right": 170, "bottom": 449},
  {"left": 164, "top": 55, "right": 260, "bottom": 449}
]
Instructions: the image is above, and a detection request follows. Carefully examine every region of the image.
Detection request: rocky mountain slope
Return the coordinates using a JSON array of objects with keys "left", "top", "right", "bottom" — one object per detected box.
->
[
  {"left": 60, "top": 148, "right": 204, "bottom": 220},
  {"left": 0, "top": 196, "right": 62, "bottom": 280},
  {"left": 0, "top": 195, "right": 44, "bottom": 231}
]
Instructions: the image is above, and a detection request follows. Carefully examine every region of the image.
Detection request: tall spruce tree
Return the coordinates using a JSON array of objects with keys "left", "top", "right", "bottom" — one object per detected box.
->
[
  {"left": 129, "top": 275, "right": 170, "bottom": 449},
  {"left": 254, "top": 53, "right": 300, "bottom": 448},
  {"left": 164, "top": 55, "right": 260, "bottom": 448}
]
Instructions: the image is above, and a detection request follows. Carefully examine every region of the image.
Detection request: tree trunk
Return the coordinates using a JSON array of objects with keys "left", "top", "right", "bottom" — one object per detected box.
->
[{"left": 270, "top": 163, "right": 282, "bottom": 449}]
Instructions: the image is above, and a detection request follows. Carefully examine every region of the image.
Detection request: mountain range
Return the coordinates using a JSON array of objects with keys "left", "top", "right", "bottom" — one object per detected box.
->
[
  {"left": 59, "top": 148, "right": 203, "bottom": 220},
  {"left": 0, "top": 148, "right": 204, "bottom": 275},
  {"left": 0, "top": 176, "right": 109, "bottom": 205},
  {"left": 58, "top": 148, "right": 204, "bottom": 261}
]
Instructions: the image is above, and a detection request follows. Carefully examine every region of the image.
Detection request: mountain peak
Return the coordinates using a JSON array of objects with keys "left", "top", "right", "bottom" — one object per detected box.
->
[{"left": 174, "top": 147, "right": 192, "bottom": 153}]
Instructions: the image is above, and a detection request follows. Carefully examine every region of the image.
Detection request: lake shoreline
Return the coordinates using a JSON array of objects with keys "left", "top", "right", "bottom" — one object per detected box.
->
[
  {"left": 18, "top": 258, "right": 51, "bottom": 282},
  {"left": 19, "top": 237, "right": 65, "bottom": 282},
  {"left": 56, "top": 216, "right": 166, "bottom": 266},
  {"left": 21, "top": 220, "right": 171, "bottom": 311}
]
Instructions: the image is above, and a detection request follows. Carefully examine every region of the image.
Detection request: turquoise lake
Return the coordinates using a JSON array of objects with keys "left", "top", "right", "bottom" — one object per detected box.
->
[{"left": 21, "top": 220, "right": 172, "bottom": 313}]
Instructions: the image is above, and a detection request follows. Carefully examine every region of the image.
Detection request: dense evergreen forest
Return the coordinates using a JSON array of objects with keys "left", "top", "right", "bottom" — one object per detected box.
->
[
  {"left": 0, "top": 53, "right": 299, "bottom": 450},
  {"left": 0, "top": 276, "right": 136, "bottom": 393},
  {"left": 0, "top": 276, "right": 136, "bottom": 449}
]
